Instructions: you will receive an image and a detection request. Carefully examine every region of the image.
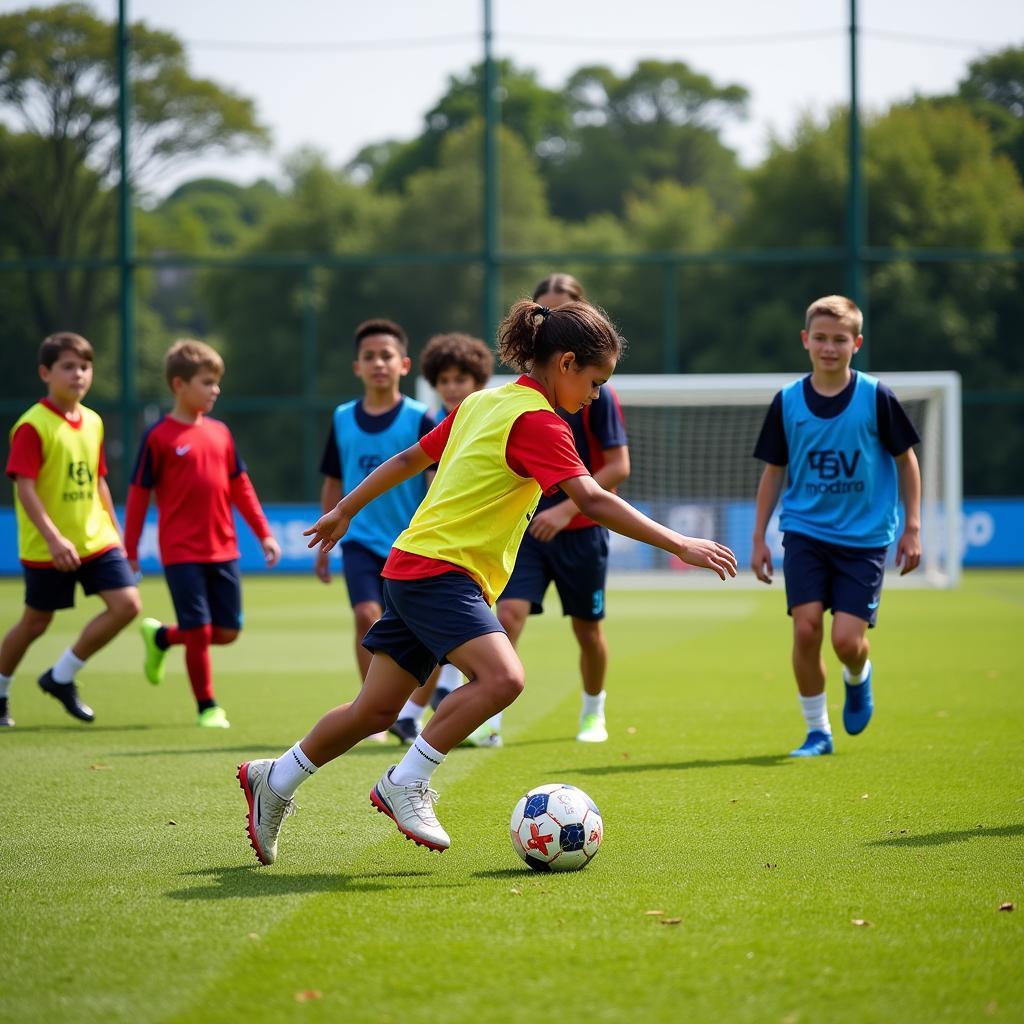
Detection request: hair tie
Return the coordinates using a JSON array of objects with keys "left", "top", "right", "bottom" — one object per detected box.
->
[{"left": 538, "top": 306, "right": 551, "bottom": 320}]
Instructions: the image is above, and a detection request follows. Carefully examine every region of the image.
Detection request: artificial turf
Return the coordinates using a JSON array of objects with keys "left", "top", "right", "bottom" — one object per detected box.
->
[{"left": 0, "top": 571, "right": 1021, "bottom": 1023}]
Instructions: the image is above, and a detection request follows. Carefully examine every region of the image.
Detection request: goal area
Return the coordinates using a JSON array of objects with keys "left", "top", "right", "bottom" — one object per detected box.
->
[{"left": 417, "top": 372, "right": 962, "bottom": 588}]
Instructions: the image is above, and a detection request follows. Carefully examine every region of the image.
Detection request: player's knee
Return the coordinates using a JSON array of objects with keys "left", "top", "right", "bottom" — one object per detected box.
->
[
  {"left": 793, "top": 616, "right": 823, "bottom": 649},
  {"left": 353, "top": 604, "right": 381, "bottom": 636},
  {"left": 110, "top": 591, "right": 142, "bottom": 624},
  {"left": 211, "top": 627, "right": 239, "bottom": 645},
  {"left": 487, "top": 665, "right": 525, "bottom": 706},
  {"left": 572, "top": 619, "right": 604, "bottom": 650},
  {"left": 832, "top": 632, "right": 865, "bottom": 664},
  {"left": 497, "top": 603, "right": 526, "bottom": 635},
  {"left": 22, "top": 610, "right": 53, "bottom": 639}
]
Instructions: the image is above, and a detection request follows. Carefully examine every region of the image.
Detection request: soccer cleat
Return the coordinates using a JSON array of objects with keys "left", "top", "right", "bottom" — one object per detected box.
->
[
  {"left": 843, "top": 665, "right": 874, "bottom": 735},
  {"left": 237, "top": 759, "right": 295, "bottom": 866},
  {"left": 370, "top": 767, "right": 450, "bottom": 851},
  {"left": 576, "top": 712, "right": 608, "bottom": 743},
  {"left": 462, "top": 722, "right": 503, "bottom": 748},
  {"left": 0, "top": 697, "right": 12, "bottom": 728},
  {"left": 789, "top": 729, "right": 834, "bottom": 757},
  {"left": 388, "top": 717, "right": 420, "bottom": 745},
  {"left": 139, "top": 617, "right": 168, "bottom": 686},
  {"left": 198, "top": 705, "right": 231, "bottom": 729},
  {"left": 38, "top": 669, "right": 94, "bottom": 722}
]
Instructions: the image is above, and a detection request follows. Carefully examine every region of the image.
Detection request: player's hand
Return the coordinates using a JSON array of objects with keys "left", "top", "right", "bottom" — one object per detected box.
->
[
  {"left": 262, "top": 536, "right": 282, "bottom": 569},
  {"left": 751, "top": 539, "right": 774, "bottom": 584},
  {"left": 314, "top": 548, "right": 331, "bottom": 584},
  {"left": 528, "top": 503, "right": 575, "bottom": 543},
  {"left": 677, "top": 537, "right": 738, "bottom": 581},
  {"left": 128, "top": 557, "right": 141, "bottom": 574},
  {"left": 895, "top": 527, "right": 921, "bottom": 576},
  {"left": 304, "top": 506, "right": 351, "bottom": 553},
  {"left": 47, "top": 534, "right": 81, "bottom": 573}
]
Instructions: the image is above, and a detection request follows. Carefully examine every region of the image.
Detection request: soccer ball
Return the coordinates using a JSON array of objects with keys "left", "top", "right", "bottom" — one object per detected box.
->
[{"left": 509, "top": 783, "right": 603, "bottom": 872}]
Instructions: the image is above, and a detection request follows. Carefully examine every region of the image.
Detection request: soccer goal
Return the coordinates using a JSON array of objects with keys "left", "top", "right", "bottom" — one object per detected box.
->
[{"left": 417, "top": 372, "right": 963, "bottom": 588}]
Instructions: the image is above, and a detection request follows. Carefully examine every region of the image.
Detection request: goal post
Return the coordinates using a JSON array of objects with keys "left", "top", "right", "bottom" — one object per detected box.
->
[{"left": 416, "top": 372, "right": 962, "bottom": 588}]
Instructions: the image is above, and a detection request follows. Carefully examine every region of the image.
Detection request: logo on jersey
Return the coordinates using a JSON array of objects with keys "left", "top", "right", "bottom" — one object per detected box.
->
[
  {"left": 64, "top": 460, "right": 94, "bottom": 501},
  {"left": 358, "top": 454, "right": 383, "bottom": 474},
  {"left": 805, "top": 449, "right": 864, "bottom": 495},
  {"left": 175, "top": 444, "right": 191, "bottom": 457}
]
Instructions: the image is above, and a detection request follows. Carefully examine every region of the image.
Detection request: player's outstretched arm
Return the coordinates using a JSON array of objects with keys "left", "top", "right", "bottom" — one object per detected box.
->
[
  {"left": 751, "top": 463, "right": 786, "bottom": 584},
  {"left": 559, "top": 475, "right": 737, "bottom": 580},
  {"left": 305, "top": 442, "right": 434, "bottom": 553},
  {"left": 895, "top": 448, "right": 922, "bottom": 576}
]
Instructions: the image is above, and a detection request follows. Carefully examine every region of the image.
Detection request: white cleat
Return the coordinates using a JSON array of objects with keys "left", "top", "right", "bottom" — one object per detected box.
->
[
  {"left": 370, "top": 767, "right": 450, "bottom": 851},
  {"left": 237, "top": 759, "right": 295, "bottom": 865},
  {"left": 576, "top": 713, "right": 608, "bottom": 743}
]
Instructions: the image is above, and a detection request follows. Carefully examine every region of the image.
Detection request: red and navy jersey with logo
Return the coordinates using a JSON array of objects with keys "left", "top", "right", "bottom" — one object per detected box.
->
[
  {"left": 537, "top": 386, "right": 628, "bottom": 530},
  {"left": 125, "top": 415, "right": 270, "bottom": 565}
]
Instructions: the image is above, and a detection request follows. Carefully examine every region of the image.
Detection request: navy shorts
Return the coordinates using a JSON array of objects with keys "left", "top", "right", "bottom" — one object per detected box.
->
[
  {"left": 340, "top": 541, "right": 386, "bottom": 609},
  {"left": 362, "top": 572, "right": 506, "bottom": 686},
  {"left": 164, "top": 560, "right": 243, "bottom": 632},
  {"left": 782, "top": 532, "right": 887, "bottom": 627},
  {"left": 499, "top": 526, "right": 609, "bottom": 621},
  {"left": 24, "top": 547, "right": 136, "bottom": 612}
]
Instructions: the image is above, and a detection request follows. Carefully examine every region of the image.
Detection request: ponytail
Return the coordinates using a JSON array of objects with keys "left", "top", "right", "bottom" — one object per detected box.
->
[{"left": 497, "top": 298, "right": 624, "bottom": 373}]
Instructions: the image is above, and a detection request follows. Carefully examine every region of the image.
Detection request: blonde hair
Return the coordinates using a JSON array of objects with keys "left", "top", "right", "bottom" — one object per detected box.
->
[
  {"left": 164, "top": 338, "right": 225, "bottom": 388},
  {"left": 804, "top": 295, "right": 863, "bottom": 336}
]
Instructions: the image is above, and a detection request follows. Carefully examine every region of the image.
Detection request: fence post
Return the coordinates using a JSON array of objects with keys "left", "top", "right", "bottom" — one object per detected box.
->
[
  {"left": 481, "top": 0, "right": 500, "bottom": 344},
  {"left": 117, "top": 0, "right": 135, "bottom": 485},
  {"left": 846, "top": 0, "right": 869, "bottom": 366},
  {"left": 662, "top": 260, "right": 680, "bottom": 373},
  {"left": 302, "top": 263, "right": 318, "bottom": 502}
]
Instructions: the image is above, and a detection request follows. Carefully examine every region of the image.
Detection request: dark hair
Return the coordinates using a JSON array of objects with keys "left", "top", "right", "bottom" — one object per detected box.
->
[
  {"left": 164, "top": 338, "right": 225, "bottom": 387},
  {"left": 420, "top": 332, "right": 494, "bottom": 387},
  {"left": 38, "top": 332, "right": 93, "bottom": 369},
  {"left": 532, "top": 273, "right": 585, "bottom": 304},
  {"left": 497, "top": 300, "right": 623, "bottom": 373},
  {"left": 354, "top": 318, "right": 409, "bottom": 354}
]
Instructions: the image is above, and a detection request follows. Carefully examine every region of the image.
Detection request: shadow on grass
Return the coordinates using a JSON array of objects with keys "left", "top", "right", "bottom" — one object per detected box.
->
[
  {"left": 167, "top": 865, "right": 463, "bottom": 900},
  {"left": 473, "top": 867, "right": 532, "bottom": 880},
  {"left": 110, "top": 742, "right": 408, "bottom": 758},
  {"left": 553, "top": 753, "right": 792, "bottom": 777},
  {"left": 866, "top": 823, "right": 1024, "bottom": 848},
  {"left": 4, "top": 723, "right": 157, "bottom": 734}
]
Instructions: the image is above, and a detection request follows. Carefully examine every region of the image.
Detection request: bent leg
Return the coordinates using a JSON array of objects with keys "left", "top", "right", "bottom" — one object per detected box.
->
[
  {"left": 352, "top": 600, "right": 382, "bottom": 682},
  {"left": 832, "top": 612, "right": 869, "bottom": 676},
  {"left": 0, "top": 606, "right": 54, "bottom": 676},
  {"left": 74, "top": 587, "right": 142, "bottom": 659},
  {"left": 421, "top": 631, "right": 525, "bottom": 753},
  {"left": 496, "top": 599, "right": 530, "bottom": 648}
]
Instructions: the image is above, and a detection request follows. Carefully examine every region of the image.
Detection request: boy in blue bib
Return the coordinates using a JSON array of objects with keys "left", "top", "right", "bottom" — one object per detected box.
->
[{"left": 751, "top": 295, "right": 922, "bottom": 756}]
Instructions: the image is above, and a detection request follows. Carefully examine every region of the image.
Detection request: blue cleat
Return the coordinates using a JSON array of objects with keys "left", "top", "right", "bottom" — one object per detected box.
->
[
  {"left": 789, "top": 729, "right": 834, "bottom": 757},
  {"left": 843, "top": 665, "right": 874, "bottom": 735}
]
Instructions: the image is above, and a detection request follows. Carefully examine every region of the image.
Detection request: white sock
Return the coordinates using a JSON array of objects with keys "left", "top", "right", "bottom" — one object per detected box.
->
[
  {"left": 397, "top": 697, "right": 424, "bottom": 725},
  {"left": 52, "top": 648, "right": 86, "bottom": 684},
  {"left": 582, "top": 691, "right": 606, "bottom": 718},
  {"left": 267, "top": 742, "right": 318, "bottom": 799},
  {"left": 843, "top": 659, "right": 871, "bottom": 685},
  {"left": 436, "top": 662, "right": 462, "bottom": 694},
  {"left": 488, "top": 711, "right": 502, "bottom": 732},
  {"left": 799, "top": 693, "right": 831, "bottom": 734},
  {"left": 391, "top": 736, "right": 445, "bottom": 786},
  {"left": 0, "top": 673, "right": 11, "bottom": 698}
]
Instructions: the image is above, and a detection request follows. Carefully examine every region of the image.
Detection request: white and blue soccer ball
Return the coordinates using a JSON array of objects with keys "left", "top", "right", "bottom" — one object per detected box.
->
[{"left": 509, "top": 783, "right": 603, "bottom": 872}]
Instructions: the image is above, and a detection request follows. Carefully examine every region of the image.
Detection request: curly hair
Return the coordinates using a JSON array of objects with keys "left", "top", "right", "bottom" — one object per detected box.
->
[
  {"left": 420, "top": 332, "right": 494, "bottom": 387},
  {"left": 497, "top": 299, "right": 624, "bottom": 374}
]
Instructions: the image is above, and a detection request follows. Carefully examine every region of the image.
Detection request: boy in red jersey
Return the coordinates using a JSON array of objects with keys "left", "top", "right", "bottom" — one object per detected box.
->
[
  {"left": 124, "top": 339, "right": 280, "bottom": 728},
  {"left": 237, "top": 300, "right": 736, "bottom": 866},
  {"left": 1, "top": 332, "right": 140, "bottom": 727}
]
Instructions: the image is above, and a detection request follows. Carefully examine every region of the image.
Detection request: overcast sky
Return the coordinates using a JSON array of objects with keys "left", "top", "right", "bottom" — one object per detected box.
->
[{"left": 5, "top": 0, "right": 1023, "bottom": 195}]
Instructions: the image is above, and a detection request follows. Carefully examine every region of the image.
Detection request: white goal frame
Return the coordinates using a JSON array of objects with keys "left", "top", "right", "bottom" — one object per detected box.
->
[{"left": 417, "top": 372, "right": 962, "bottom": 588}]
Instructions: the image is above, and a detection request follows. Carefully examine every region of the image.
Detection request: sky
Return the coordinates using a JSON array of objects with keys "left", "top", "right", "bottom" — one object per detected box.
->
[{"left": 4, "top": 0, "right": 1023, "bottom": 196}]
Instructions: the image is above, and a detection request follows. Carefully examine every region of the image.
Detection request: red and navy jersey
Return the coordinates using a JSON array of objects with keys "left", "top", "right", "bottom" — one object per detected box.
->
[
  {"left": 123, "top": 415, "right": 270, "bottom": 566},
  {"left": 537, "top": 386, "right": 628, "bottom": 530}
]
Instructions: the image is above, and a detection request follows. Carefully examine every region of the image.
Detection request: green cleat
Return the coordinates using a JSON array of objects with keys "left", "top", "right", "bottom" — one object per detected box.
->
[
  {"left": 198, "top": 705, "right": 231, "bottom": 729},
  {"left": 576, "top": 712, "right": 608, "bottom": 744},
  {"left": 140, "top": 618, "right": 168, "bottom": 686}
]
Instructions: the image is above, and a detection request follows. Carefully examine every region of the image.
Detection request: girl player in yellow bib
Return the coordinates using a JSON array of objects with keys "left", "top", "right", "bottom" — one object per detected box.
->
[{"left": 237, "top": 299, "right": 737, "bottom": 864}]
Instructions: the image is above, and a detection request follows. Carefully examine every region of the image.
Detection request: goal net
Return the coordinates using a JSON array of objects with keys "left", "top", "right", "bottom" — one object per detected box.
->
[{"left": 417, "top": 372, "right": 962, "bottom": 588}]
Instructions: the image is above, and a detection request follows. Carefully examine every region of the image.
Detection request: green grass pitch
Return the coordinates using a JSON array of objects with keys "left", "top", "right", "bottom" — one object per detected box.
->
[{"left": 0, "top": 571, "right": 1021, "bottom": 1023}]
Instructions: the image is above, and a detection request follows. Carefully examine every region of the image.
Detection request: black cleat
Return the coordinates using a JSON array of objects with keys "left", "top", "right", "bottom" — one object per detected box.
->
[
  {"left": 0, "top": 697, "right": 12, "bottom": 727},
  {"left": 38, "top": 669, "right": 94, "bottom": 722},
  {"left": 387, "top": 717, "right": 419, "bottom": 745}
]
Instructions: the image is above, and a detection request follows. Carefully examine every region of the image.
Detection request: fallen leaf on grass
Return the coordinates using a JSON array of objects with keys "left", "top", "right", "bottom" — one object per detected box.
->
[
  {"left": 850, "top": 919, "right": 872, "bottom": 927},
  {"left": 620, "top": 752, "right": 630, "bottom": 760},
  {"left": 89, "top": 764, "right": 109, "bottom": 771},
  {"left": 764, "top": 863, "right": 778, "bottom": 869},
  {"left": 167, "top": 820, "right": 177, "bottom": 826},
  {"left": 294, "top": 990, "right": 321, "bottom": 1003},
  {"left": 644, "top": 910, "right": 664, "bottom": 916},
  {"left": 509, "top": 888, "right": 521, "bottom": 896},
  {"left": 860, "top": 793, "right": 870, "bottom": 800},
  {"left": 247, "top": 933, "right": 260, "bottom": 940},
  {"left": 660, "top": 917, "right": 683, "bottom": 926},
  {"left": 626, "top": 726, "right": 637, "bottom": 735},
  {"left": 985, "top": 1001, "right": 999, "bottom": 1017},
  {"left": 998, "top": 902, "right": 1014, "bottom": 912}
]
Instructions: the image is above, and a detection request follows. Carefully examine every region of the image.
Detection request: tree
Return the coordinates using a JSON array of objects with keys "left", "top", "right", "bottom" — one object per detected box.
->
[
  {"left": 0, "top": 2, "right": 267, "bottom": 337},
  {"left": 955, "top": 46, "right": 1024, "bottom": 178}
]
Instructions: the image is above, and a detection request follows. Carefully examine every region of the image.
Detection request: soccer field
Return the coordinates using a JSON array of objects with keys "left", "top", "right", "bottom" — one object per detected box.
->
[{"left": 0, "top": 571, "right": 1021, "bottom": 1023}]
